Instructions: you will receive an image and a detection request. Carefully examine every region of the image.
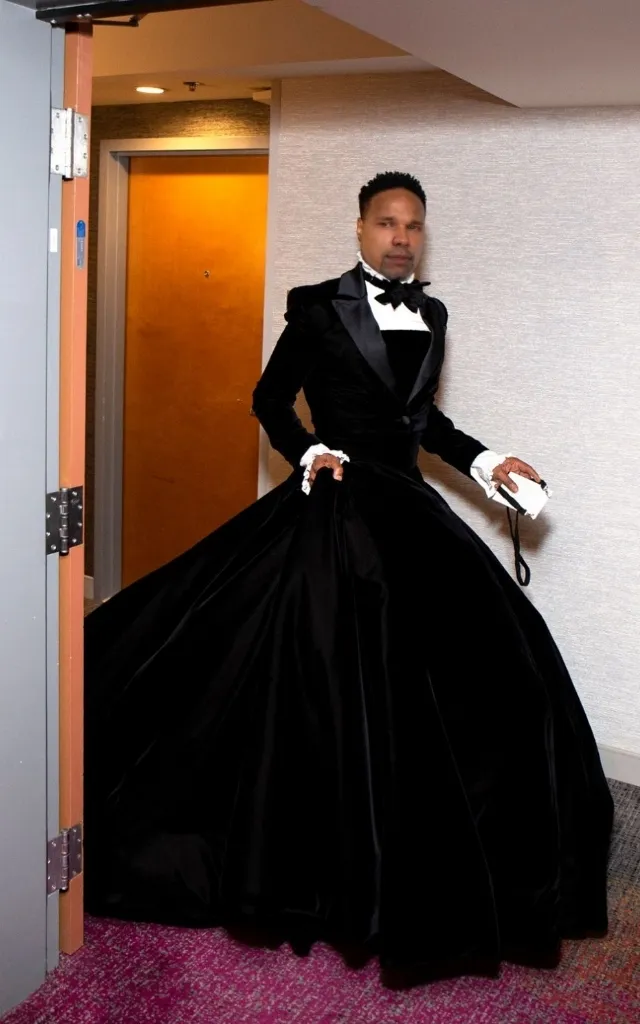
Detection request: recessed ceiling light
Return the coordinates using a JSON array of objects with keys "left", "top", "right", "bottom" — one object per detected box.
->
[{"left": 136, "top": 86, "right": 165, "bottom": 95}]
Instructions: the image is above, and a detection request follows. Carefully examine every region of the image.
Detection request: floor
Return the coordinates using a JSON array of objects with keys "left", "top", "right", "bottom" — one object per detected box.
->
[{"left": 3, "top": 780, "right": 638, "bottom": 1024}]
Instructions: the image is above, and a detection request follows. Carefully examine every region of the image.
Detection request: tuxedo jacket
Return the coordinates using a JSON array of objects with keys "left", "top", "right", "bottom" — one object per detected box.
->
[{"left": 252, "top": 263, "right": 487, "bottom": 475}]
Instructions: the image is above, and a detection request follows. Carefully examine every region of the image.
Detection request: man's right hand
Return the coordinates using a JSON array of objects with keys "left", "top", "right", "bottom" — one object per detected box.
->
[{"left": 308, "top": 453, "right": 345, "bottom": 488}]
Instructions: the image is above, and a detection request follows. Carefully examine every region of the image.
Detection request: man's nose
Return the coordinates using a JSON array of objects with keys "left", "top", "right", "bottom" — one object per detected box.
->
[{"left": 392, "top": 228, "right": 410, "bottom": 246}]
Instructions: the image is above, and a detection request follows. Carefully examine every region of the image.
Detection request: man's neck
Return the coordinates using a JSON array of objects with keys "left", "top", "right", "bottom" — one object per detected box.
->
[{"left": 358, "top": 252, "right": 415, "bottom": 285}]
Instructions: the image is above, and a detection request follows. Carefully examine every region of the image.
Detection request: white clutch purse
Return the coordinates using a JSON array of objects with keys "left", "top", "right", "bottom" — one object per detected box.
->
[{"left": 489, "top": 472, "right": 551, "bottom": 520}]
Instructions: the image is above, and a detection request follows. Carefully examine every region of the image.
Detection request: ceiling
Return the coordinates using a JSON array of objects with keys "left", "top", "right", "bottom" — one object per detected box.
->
[
  {"left": 92, "top": 0, "right": 432, "bottom": 105},
  {"left": 302, "top": 0, "right": 640, "bottom": 107},
  {"left": 93, "top": 0, "right": 640, "bottom": 108}
]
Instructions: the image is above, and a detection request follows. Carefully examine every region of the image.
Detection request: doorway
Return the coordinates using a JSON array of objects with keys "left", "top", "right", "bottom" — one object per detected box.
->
[
  {"left": 93, "top": 136, "right": 270, "bottom": 599},
  {"left": 122, "top": 154, "right": 268, "bottom": 585}
]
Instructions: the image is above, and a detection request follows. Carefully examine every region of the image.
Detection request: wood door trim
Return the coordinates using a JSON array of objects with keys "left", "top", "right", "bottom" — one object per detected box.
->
[
  {"left": 93, "top": 134, "right": 269, "bottom": 603},
  {"left": 59, "top": 22, "right": 92, "bottom": 955}
]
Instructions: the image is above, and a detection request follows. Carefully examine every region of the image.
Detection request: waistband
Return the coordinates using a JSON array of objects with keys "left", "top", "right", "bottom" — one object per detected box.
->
[{"left": 323, "top": 435, "right": 421, "bottom": 472}]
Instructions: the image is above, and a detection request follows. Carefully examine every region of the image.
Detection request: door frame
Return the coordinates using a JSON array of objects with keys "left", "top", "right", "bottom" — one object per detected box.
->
[
  {"left": 0, "top": 6, "right": 65, "bottom": 1011},
  {"left": 93, "top": 133, "right": 270, "bottom": 602}
]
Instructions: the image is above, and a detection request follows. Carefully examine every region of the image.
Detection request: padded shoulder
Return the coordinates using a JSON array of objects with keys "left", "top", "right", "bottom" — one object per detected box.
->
[
  {"left": 286, "top": 277, "right": 341, "bottom": 313},
  {"left": 427, "top": 295, "right": 449, "bottom": 331}
]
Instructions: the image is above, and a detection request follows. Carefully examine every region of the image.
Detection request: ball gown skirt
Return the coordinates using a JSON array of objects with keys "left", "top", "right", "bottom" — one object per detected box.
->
[{"left": 84, "top": 451, "right": 614, "bottom": 984}]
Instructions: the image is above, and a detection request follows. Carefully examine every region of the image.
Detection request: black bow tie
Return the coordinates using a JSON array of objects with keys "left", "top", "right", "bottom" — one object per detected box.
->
[{"left": 363, "top": 271, "right": 430, "bottom": 313}]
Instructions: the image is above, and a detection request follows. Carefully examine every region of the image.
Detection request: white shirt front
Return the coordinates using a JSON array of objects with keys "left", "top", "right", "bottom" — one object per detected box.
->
[{"left": 359, "top": 255, "right": 431, "bottom": 334}]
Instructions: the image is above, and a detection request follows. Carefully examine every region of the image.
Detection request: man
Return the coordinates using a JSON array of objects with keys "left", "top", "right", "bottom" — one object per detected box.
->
[
  {"left": 254, "top": 170, "right": 539, "bottom": 500},
  {"left": 85, "top": 171, "right": 612, "bottom": 986}
]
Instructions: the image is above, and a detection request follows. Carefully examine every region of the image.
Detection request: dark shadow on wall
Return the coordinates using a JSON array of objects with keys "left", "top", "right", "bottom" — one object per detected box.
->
[
  {"left": 419, "top": 453, "right": 553, "bottom": 556},
  {"left": 86, "top": 98, "right": 270, "bottom": 578},
  {"left": 418, "top": 355, "right": 553, "bottom": 561}
]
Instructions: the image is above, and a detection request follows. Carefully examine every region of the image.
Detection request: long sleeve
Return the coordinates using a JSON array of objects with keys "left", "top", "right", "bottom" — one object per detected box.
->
[
  {"left": 421, "top": 404, "right": 487, "bottom": 477},
  {"left": 251, "top": 297, "right": 321, "bottom": 467}
]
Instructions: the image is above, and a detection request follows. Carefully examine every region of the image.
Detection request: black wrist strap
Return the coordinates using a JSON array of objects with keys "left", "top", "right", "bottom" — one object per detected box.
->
[{"left": 507, "top": 509, "right": 531, "bottom": 587}]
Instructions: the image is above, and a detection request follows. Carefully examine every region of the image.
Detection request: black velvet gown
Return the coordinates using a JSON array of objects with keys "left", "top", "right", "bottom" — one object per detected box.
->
[{"left": 84, "top": 310, "right": 614, "bottom": 984}]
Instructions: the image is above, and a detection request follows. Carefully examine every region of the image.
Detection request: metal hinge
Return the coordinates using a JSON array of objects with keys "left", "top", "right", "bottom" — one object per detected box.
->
[
  {"left": 46, "top": 486, "right": 84, "bottom": 556},
  {"left": 47, "top": 825, "right": 83, "bottom": 895},
  {"left": 51, "top": 108, "right": 89, "bottom": 180}
]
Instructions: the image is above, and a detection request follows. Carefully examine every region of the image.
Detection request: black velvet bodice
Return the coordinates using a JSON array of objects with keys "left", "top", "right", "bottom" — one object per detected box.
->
[
  {"left": 252, "top": 264, "right": 487, "bottom": 477},
  {"left": 308, "top": 329, "right": 433, "bottom": 471},
  {"left": 380, "top": 329, "right": 431, "bottom": 404}
]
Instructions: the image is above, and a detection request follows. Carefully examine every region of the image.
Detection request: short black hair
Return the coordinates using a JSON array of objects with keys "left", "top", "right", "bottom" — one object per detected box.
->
[{"left": 359, "top": 171, "right": 426, "bottom": 217}]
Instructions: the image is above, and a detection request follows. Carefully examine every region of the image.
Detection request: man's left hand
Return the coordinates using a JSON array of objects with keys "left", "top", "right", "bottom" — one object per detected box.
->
[{"left": 492, "top": 457, "right": 541, "bottom": 493}]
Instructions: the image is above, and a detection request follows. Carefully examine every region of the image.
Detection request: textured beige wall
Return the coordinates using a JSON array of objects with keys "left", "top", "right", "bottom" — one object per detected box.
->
[
  {"left": 266, "top": 71, "right": 640, "bottom": 756},
  {"left": 86, "top": 100, "right": 270, "bottom": 575}
]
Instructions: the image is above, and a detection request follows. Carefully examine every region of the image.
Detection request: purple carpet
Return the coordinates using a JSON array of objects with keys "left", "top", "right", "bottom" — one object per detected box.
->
[{"left": 4, "top": 780, "right": 638, "bottom": 1023}]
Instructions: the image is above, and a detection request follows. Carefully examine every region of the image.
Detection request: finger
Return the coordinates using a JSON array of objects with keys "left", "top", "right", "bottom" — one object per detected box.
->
[
  {"left": 494, "top": 468, "right": 518, "bottom": 493},
  {"left": 310, "top": 458, "right": 334, "bottom": 486},
  {"left": 310, "top": 458, "right": 327, "bottom": 480},
  {"left": 506, "top": 458, "right": 540, "bottom": 484},
  {"left": 517, "top": 461, "right": 541, "bottom": 483},
  {"left": 334, "top": 465, "right": 344, "bottom": 481}
]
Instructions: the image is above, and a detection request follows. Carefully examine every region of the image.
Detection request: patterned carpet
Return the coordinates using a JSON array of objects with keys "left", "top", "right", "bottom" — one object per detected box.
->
[{"left": 4, "top": 780, "right": 638, "bottom": 1024}]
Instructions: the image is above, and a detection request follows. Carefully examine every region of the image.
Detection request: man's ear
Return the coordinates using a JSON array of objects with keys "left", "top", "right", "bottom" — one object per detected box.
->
[{"left": 356, "top": 217, "right": 363, "bottom": 243}]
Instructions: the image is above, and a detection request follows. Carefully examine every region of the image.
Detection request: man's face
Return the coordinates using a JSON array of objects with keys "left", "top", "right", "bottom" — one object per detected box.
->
[{"left": 357, "top": 188, "right": 425, "bottom": 280}]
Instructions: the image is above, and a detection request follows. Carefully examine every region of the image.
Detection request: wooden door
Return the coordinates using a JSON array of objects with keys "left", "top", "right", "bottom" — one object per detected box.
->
[{"left": 122, "top": 154, "right": 268, "bottom": 587}]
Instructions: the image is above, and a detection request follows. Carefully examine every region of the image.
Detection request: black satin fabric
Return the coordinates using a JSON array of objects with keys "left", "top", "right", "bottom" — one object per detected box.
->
[{"left": 84, "top": 276, "right": 613, "bottom": 982}]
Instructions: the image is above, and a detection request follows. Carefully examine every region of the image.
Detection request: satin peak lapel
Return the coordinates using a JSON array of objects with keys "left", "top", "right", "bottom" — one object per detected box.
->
[
  {"left": 332, "top": 265, "right": 400, "bottom": 401},
  {"left": 406, "top": 297, "right": 445, "bottom": 406}
]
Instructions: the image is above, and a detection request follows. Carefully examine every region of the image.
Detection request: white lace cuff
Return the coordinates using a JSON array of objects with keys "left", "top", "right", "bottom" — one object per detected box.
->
[
  {"left": 300, "top": 444, "right": 350, "bottom": 496},
  {"left": 470, "top": 449, "right": 509, "bottom": 497}
]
